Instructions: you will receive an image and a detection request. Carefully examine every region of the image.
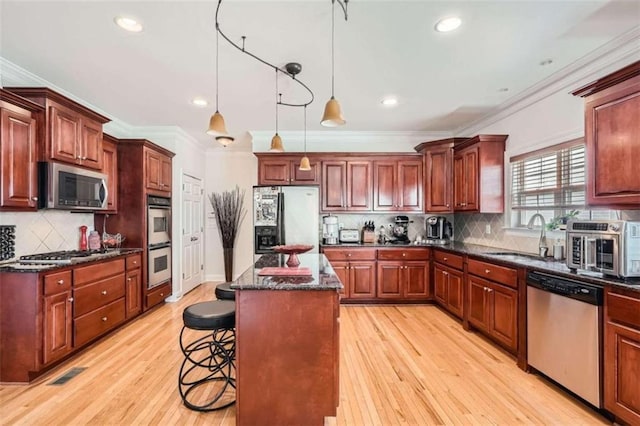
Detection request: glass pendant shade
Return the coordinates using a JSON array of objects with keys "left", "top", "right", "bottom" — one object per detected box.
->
[
  {"left": 321, "top": 97, "right": 346, "bottom": 127},
  {"left": 299, "top": 155, "right": 311, "bottom": 171},
  {"left": 269, "top": 133, "right": 284, "bottom": 152},
  {"left": 216, "top": 136, "right": 234, "bottom": 147},
  {"left": 207, "top": 111, "right": 234, "bottom": 141}
]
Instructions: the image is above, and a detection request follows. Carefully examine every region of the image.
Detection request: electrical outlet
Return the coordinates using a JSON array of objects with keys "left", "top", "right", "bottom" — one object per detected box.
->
[{"left": 485, "top": 224, "right": 491, "bottom": 235}]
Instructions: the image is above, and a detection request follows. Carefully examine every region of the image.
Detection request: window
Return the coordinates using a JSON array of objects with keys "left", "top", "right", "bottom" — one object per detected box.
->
[{"left": 510, "top": 139, "right": 617, "bottom": 228}]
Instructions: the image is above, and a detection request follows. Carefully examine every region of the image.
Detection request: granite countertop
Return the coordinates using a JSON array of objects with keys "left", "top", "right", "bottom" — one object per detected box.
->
[
  {"left": 320, "top": 241, "right": 640, "bottom": 292},
  {"left": 230, "top": 253, "right": 343, "bottom": 291},
  {"left": 0, "top": 248, "right": 144, "bottom": 273}
]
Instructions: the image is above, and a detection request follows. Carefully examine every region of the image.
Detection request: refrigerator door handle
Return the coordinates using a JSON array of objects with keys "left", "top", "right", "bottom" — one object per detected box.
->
[{"left": 277, "top": 191, "right": 285, "bottom": 246}]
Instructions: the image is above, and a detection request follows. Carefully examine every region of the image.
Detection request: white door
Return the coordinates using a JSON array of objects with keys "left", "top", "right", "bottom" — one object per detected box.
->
[{"left": 181, "top": 174, "right": 204, "bottom": 294}]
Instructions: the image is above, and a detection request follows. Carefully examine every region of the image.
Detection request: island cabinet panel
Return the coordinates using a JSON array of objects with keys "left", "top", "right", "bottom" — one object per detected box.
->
[
  {"left": 236, "top": 290, "right": 339, "bottom": 426},
  {"left": 573, "top": 61, "right": 640, "bottom": 207},
  {"left": 604, "top": 287, "right": 640, "bottom": 425}
]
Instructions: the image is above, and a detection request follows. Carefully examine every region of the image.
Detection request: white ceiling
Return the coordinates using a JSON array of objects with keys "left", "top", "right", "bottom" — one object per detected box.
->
[{"left": 1, "top": 0, "right": 639, "bottom": 146}]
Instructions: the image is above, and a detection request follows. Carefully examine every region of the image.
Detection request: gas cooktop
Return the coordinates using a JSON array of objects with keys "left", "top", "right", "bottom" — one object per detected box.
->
[{"left": 19, "top": 249, "right": 119, "bottom": 265}]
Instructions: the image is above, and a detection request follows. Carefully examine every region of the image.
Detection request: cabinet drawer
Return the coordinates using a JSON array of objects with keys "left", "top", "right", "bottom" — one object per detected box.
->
[
  {"left": 74, "top": 298, "right": 125, "bottom": 347},
  {"left": 74, "top": 273, "right": 125, "bottom": 317},
  {"left": 433, "top": 250, "right": 463, "bottom": 270},
  {"left": 126, "top": 254, "right": 141, "bottom": 270},
  {"left": 43, "top": 270, "right": 72, "bottom": 295},
  {"left": 468, "top": 258, "right": 517, "bottom": 289},
  {"left": 147, "top": 282, "right": 171, "bottom": 308},
  {"left": 74, "top": 258, "right": 125, "bottom": 286},
  {"left": 377, "top": 248, "right": 429, "bottom": 261},
  {"left": 323, "top": 248, "right": 376, "bottom": 261},
  {"left": 607, "top": 290, "right": 640, "bottom": 328}
]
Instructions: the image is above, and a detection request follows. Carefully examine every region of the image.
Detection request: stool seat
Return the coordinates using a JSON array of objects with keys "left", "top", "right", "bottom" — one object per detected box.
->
[
  {"left": 215, "top": 283, "right": 236, "bottom": 300},
  {"left": 183, "top": 300, "right": 235, "bottom": 330}
]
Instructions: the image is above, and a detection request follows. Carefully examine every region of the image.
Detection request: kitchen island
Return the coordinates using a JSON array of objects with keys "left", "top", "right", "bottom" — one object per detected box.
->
[{"left": 230, "top": 253, "right": 342, "bottom": 426}]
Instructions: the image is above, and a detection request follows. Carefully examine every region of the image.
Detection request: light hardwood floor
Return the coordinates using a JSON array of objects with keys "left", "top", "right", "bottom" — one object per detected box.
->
[{"left": 0, "top": 282, "right": 610, "bottom": 425}]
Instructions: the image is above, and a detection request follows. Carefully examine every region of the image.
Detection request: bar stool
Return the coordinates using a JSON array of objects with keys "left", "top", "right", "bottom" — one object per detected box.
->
[
  {"left": 178, "top": 300, "right": 236, "bottom": 411},
  {"left": 215, "top": 283, "right": 236, "bottom": 300}
]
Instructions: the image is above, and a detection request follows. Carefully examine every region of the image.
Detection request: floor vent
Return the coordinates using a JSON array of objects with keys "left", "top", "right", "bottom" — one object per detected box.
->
[{"left": 48, "top": 367, "right": 87, "bottom": 386}]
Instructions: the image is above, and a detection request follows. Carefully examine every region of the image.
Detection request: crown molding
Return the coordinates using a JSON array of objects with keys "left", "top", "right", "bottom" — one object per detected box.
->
[{"left": 455, "top": 27, "right": 640, "bottom": 136}]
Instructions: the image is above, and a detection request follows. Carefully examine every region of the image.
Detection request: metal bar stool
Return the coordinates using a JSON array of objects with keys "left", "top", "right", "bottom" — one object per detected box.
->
[
  {"left": 215, "top": 282, "right": 236, "bottom": 300},
  {"left": 178, "top": 300, "right": 236, "bottom": 411}
]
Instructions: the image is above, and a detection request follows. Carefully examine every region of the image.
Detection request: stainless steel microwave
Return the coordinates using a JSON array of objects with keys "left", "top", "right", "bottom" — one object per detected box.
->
[
  {"left": 566, "top": 220, "right": 640, "bottom": 278},
  {"left": 38, "top": 162, "right": 108, "bottom": 210}
]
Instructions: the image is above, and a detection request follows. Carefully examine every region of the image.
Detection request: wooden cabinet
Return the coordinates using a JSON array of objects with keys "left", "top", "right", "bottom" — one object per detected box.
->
[
  {"left": 376, "top": 248, "right": 430, "bottom": 300},
  {"left": 373, "top": 158, "right": 423, "bottom": 211},
  {"left": 433, "top": 250, "right": 464, "bottom": 319},
  {"left": 323, "top": 248, "right": 376, "bottom": 299},
  {"left": 257, "top": 155, "right": 321, "bottom": 185},
  {"left": 144, "top": 147, "right": 172, "bottom": 195},
  {"left": 125, "top": 254, "right": 142, "bottom": 318},
  {"left": 6, "top": 87, "right": 110, "bottom": 170},
  {"left": 42, "top": 270, "right": 73, "bottom": 365},
  {"left": 466, "top": 258, "right": 518, "bottom": 351},
  {"left": 604, "top": 287, "right": 640, "bottom": 425},
  {"left": 453, "top": 135, "right": 507, "bottom": 213},
  {"left": 322, "top": 160, "right": 371, "bottom": 211},
  {"left": 102, "top": 134, "right": 118, "bottom": 212},
  {"left": 572, "top": 61, "right": 640, "bottom": 207},
  {"left": 0, "top": 90, "right": 42, "bottom": 211}
]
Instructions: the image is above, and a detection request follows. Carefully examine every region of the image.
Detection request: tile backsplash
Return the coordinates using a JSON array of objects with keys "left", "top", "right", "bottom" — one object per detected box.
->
[
  {"left": 0, "top": 211, "right": 94, "bottom": 259},
  {"left": 322, "top": 213, "right": 449, "bottom": 242}
]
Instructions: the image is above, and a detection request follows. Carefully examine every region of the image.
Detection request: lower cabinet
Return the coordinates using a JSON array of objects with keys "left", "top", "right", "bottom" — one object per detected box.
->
[
  {"left": 331, "top": 261, "right": 376, "bottom": 299},
  {"left": 42, "top": 270, "right": 73, "bottom": 365},
  {"left": 604, "top": 287, "right": 640, "bottom": 425},
  {"left": 376, "top": 262, "right": 430, "bottom": 300},
  {"left": 125, "top": 254, "right": 142, "bottom": 318},
  {"left": 147, "top": 281, "right": 172, "bottom": 309},
  {"left": 433, "top": 263, "right": 463, "bottom": 318}
]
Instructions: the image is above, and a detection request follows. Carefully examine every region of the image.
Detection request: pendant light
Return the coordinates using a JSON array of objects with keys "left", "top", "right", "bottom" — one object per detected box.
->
[
  {"left": 299, "top": 105, "right": 311, "bottom": 171},
  {"left": 270, "top": 70, "right": 284, "bottom": 152},
  {"left": 321, "top": 0, "right": 346, "bottom": 127},
  {"left": 207, "top": 23, "right": 234, "bottom": 145}
]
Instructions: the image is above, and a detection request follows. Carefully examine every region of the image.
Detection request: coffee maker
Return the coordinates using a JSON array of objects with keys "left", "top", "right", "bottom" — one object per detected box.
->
[
  {"left": 426, "top": 216, "right": 453, "bottom": 241},
  {"left": 322, "top": 215, "right": 339, "bottom": 245}
]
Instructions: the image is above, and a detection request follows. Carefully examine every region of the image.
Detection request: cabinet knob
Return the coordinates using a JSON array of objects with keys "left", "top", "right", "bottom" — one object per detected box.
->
[
  {"left": 443, "top": 257, "right": 448, "bottom": 261},
  {"left": 487, "top": 288, "right": 493, "bottom": 293},
  {"left": 443, "top": 271, "right": 448, "bottom": 276},
  {"left": 68, "top": 297, "right": 74, "bottom": 302},
  {"left": 133, "top": 261, "right": 137, "bottom": 265},
  {"left": 57, "top": 279, "right": 64, "bottom": 285},
  {"left": 402, "top": 253, "right": 406, "bottom": 257},
  {"left": 32, "top": 196, "right": 39, "bottom": 201},
  {"left": 101, "top": 290, "right": 107, "bottom": 295},
  {"left": 347, "top": 253, "right": 351, "bottom": 257},
  {"left": 160, "top": 293, "right": 164, "bottom": 297},
  {"left": 127, "top": 277, "right": 132, "bottom": 282},
  {"left": 102, "top": 317, "right": 108, "bottom": 322},
  {"left": 446, "top": 204, "right": 450, "bottom": 207},
  {"left": 485, "top": 269, "right": 491, "bottom": 274}
]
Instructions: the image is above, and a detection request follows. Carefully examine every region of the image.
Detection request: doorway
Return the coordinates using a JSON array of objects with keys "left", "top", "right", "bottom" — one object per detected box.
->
[{"left": 181, "top": 173, "right": 204, "bottom": 294}]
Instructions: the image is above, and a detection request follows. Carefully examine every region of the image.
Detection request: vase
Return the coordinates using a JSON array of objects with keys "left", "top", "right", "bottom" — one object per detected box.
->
[{"left": 223, "top": 247, "right": 234, "bottom": 282}]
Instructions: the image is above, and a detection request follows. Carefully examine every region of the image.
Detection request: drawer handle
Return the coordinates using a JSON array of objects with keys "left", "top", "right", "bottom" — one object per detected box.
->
[
  {"left": 57, "top": 279, "right": 64, "bottom": 285},
  {"left": 101, "top": 290, "right": 108, "bottom": 295},
  {"left": 485, "top": 269, "right": 490, "bottom": 274},
  {"left": 102, "top": 317, "right": 108, "bottom": 322}
]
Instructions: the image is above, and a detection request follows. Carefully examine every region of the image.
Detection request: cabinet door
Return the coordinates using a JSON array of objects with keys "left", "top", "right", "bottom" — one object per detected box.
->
[
  {"left": 447, "top": 268, "right": 464, "bottom": 318},
  {"left": 331, "top": 261, "right": 349, "bottom": 297},
  {"left": 605, "top": 321, "right": 640, "bottom": 425},
  {"left": 350, "top": 261, "right": 376, "bottom": 299},
  {"left": 145, "top": 150, "right": 162, "bottom": 190},
  {"left": 426, "top": 147, "right": 452, "bottom": 212},
  {"left": 160, "top": 155, "right": 172, "bottom": 192},
  {"left": 468, "top": 276, "right": 489, "bottom": 331},
  {"left": 376, "top": 262, "right": 403, "bottom": 299},
  {"left": 490, "top": 283, "right": 518, "bottom": 351},
  {"left": 102, "top": 138, "right": 118, "bottom": 212},
  {"left": 1, "top": 107, "right": 37, "bottom": 209},
  {"left": 322, "top": 161, "right": 347, "bottom": 211},
  {"left": 453, "top": 154, "right": 465, "bottom": 210},
  {"left": 397, "top": 160, "right": 423, "bottom": 211},
  {"left": 462, "top": 148, "right": 478, "bottom": 211},
  {"left": 291, "top": 159, "right": 320, "bottom": 184},
  {"left": 373, "top": 161, "right": 397, "bottom": 211},
  {"left": 346, "top": 161, "right": 372, "bottom": 210},
  {"left": 125, "top": 269, "right": 142, "bottom": 318},
  {"left": 433, "top": 264, "right": 448, "bottom": 306},
  {"left": 43, "top": 290, "right": 73, "bottom": 365},
  {"left": 259, "top": 159, "right": 290, "bottom": 185},
  {"left": 80, "top": 118, "right": 103, "bottom": 169},
  {"left": 585, "top": 76, "right": 640, "bottom": 206},
  {"left": 50, "top": 105, "right": 81, "bottom": 164},
  {"left": 405, "top": 261, "right": 429, "bottom": 299}
]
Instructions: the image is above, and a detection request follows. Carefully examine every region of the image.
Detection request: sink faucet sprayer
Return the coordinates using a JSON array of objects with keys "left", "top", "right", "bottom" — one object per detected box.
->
[{"left": 527, "top": 213, "right": 548, "bottom": 257}]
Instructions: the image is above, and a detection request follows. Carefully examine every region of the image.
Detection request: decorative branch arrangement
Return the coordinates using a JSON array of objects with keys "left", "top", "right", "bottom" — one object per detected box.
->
[{"left": 208, "top": 186, "right": 247, "bottom": 249}]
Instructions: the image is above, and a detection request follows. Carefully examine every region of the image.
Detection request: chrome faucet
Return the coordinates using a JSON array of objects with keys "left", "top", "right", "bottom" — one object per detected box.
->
[{"left": 527, "top": 213, "right": 548, "bottom": 256}]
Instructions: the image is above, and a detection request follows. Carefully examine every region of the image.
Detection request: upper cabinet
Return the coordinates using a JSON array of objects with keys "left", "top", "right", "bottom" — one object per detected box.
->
[
  {"left": 572, "top": 61, "right": 640, "bottom": 208},
  {"left": 0, "top": 89, "right": 43, "bottom": 211},
  {"left": 102, "top": 134, "right": 119, "bottom": 213},
  {"left": 373, "top": 158, "right": 423, "bottom": 212},
  {"left": 6, "top": 87, "right": 110, "bottom": 171},
  {"left": 257, "top": 154, "right": 321, "bottom": 185},
  {"left": 322, "top": 160, "right": 372, "bottom": 211},
  {"left": 453, "top": 135, "right": 507, "bottom": 213},
  {"left": 144, "top": 147, "right": 172, "bottom": 195}
]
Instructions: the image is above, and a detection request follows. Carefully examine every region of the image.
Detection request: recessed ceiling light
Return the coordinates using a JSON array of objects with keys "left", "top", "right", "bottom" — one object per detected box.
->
[
  {"left": 381, "top": 97, "right": 398, "bottom": 107},
  {"left": 114, "top": 16, "right": 143, "bottom": 33},
  {"left": 539, "top": 59, "right": 554, "bottom": 66},
  {"left": 435, "top": 16, "right": 462, "bottom": 33},
  {"left": 191, "top": 98, "right": 208, "bottom": 107}
]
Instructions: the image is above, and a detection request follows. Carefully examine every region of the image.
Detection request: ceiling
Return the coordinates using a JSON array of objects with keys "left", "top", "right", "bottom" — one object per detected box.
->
[{"left": 1, "top": 0, "right": 639, "bottom": 146}]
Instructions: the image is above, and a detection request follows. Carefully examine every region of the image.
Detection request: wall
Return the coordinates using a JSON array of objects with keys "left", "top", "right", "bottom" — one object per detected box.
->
[{"left": 325, "top": 213, "right": 439, "bottom": 243}]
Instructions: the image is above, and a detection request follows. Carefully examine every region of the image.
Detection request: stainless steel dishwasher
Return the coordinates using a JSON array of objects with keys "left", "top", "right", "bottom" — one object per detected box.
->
[{"left": 527, "top": 271, "right": 603, "bottom": 408}]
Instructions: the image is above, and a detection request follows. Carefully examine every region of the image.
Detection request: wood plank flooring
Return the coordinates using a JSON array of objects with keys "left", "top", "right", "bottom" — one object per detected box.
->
[{"left": 0, "top": 282, "right": 609, "bottom": 425}]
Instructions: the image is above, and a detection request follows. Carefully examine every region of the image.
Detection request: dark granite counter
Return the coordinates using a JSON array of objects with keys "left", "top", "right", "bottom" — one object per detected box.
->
[
  {"left": 0, "top": 248, "right": 144, "bottom": 273},
  {"left": 230, "top": 253, "right": 343, "bottom": 291}
]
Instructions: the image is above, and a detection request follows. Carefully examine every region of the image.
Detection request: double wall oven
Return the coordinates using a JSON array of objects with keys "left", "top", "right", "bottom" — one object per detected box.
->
[{"left": 148, "top": 195, "right": 172, "bottom": 289}]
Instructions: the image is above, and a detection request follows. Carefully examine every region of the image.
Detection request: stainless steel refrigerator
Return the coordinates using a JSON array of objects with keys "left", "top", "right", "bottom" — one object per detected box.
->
[{"left": 253, "top": 185, "right": 320, "bottom": 254}]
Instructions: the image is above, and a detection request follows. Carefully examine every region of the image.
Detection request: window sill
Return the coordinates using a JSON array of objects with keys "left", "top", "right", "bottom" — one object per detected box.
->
[{"left": 504, "top": 227, "right": 566, "bottom": 240}]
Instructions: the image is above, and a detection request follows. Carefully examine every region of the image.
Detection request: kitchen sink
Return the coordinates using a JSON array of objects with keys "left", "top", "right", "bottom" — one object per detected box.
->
[{"left": 485, "top": 251, "right": 542, "bottom": 260}]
